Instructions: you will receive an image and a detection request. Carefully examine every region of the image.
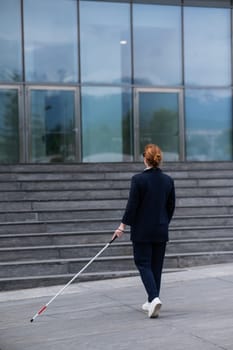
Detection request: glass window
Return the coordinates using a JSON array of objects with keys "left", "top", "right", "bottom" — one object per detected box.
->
[
  {"left": 133, "top": 4, "right": 182, "bottom": 86},
  {"left": 138, "top": 91, "right": 180, "bottom": 161},
  {"left": 0, "top": 89, "right": 19, "bottom": 162},
  {"left": 184, "top": 0, "right": 230, "bottom": 7},
  {"left": 185, "top": 89, "right": 232, "bottom": 161},
  {"left": 0, "top": 0, "right": 22, "bottom": 82},
  {"left": 80, "top": 1, "right": 131, "bottom": 84},
  {"left": 184, "top": 7, "right": 231, "bottom": 86},
  {"left": 30, "top": 89, "right": 76, "bottom": 162},
  {"left": 81, "top": 87, "right": 133, "bottom": 162},
  {"left": 24, "top": 0, "right": 78, "bottom": 83}
]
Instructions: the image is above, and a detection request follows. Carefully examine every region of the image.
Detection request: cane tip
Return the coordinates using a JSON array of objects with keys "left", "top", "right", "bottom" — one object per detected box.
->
[{"left": 30, "top": 319, "right": 34, "bottom": 323}]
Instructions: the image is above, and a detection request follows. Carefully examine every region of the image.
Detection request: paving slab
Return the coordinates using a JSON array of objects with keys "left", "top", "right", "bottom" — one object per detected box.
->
[{"left": 0, "top": 263, "right": 233, "bottom": 350}]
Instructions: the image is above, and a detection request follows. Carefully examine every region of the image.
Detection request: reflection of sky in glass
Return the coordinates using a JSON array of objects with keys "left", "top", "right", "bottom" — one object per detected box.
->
[
  {"left": 24, "top": 0, "right": 78, "bottom": 83},
  {"left": 133, "top": 4, "right": 182, "bottom": 86},
  {"left": 185, "top": 89, "right": 232, "bottom": 160},
  {"left": 81, "top": 87, "right": 132, "bottom": 162},
  {"left": 80, "top": 1, "right": 131, "bottom": 84},
  {"left": 139, "top": 92, "right": 178, "bottom": 114},
  {"left": 0, "top": 0, "right": 22, "bottom": 81},
  {"left": 184, "top": 7, "right": 231, "bottom": 86}
]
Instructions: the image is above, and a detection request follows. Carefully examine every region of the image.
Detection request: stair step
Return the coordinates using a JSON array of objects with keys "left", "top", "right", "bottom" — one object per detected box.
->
[
  {"left": 0, "top": 200, "right": 127, "bottom": 212},
  {"left": 0, "top": 206, "right": 233, "bottom": 222},
  {"left": 167, "top": 238, "right": 233, "bottom": 254},
  {"left": 0, "top": 209, "right": 124, "bottom": 222},
  {"left": 172, "top": 251, "right": 233, "bottom": 268},
  {"left": 0, "top": 231, "right": 117, "bottom": 247},
  {"left": 0, "top": 271, "right": 139, "bottom": 291},
  {"left": 177, "top": 197, "right": 233, "bottom": 206},
  {"left": 0, "top": 167, "right": 233, "bottom": 180},
  {"left": 1, "top": 196, "right": 233, "bottom": 213},
  {"left": 0, "top": 189, "right": 129, "bottom": 201},
  {"left": 0, "top": 251, "right": 233, "bottom": 280},
  {"left": 0, "top": 256, "right": 136, "bottom": 278},
  {"left": 1, "top": 238, "right": 233, "bottom": 262},
  {"left": 0, "top": 242, "right": 133, "bottom": 262},
  {"left": 175, "top": 206, "right": 233, "bottom": 215},
  {"left": 0, "top": 161, "right": 232, "bottom": 173},
  {"left": 2, "top": 178, "right": 233, "bottom": 191},
  {"left": 1, "top": 215, "right": 233, "bottom": 234},
  {"left": 171, "top": 225, "right": 233, "bottom": 239},
  {"left": 0, "top": 224, "right": 233, "bottom": 244},
  {"left": 1, "top": 187, "right": 233, "bottom": 202}
]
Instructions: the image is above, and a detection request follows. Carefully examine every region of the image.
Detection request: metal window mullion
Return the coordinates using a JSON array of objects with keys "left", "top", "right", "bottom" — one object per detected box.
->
[
  {"left": 77, "top": 0, "right": 82, "bottom": 163},
  {"left": 231, "top": 7, "right": 233, "bottom": 160},
  {"left": 130, "top": 2, "right": 135, "bottom": 161},
  {"left": 21, "top": 0, "right": 25, "bottom": 83},
  {"left": 178, "top": 89, "right": 185, "bottom": 161},
  {"left": 133, "top": 88, "right": 140, "bottom": 161},
  {"left": 180, "top": 4, "right": 186, "bottom": 161},
  {"left": 75, "top": 87, "right": 82, "bottom": 162},
  {"left": 18, "top": 85, "right": 26, "bottom": 163},
  {"left": 25, "top": 87, "right": 31, "bottom": 162}
]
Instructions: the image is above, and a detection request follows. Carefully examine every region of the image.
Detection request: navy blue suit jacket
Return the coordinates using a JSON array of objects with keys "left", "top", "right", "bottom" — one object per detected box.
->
[{"left": 122, "top": 167, "right": 175, "bottom": 242}]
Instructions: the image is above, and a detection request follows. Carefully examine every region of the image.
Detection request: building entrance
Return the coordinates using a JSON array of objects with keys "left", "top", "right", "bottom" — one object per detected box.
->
[{"left": 135, "top": 88, "right": 184, "bottom": 161}]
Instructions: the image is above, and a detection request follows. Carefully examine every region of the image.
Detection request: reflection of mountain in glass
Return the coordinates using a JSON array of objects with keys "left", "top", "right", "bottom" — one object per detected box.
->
[
  {"left": 186, "top": 92, "right": 232, "bottom": 160},
  {"left": 82, "top": 90, "right": 132, "bottom": 162},
  {"left": 186, "top": 95, "right": 231, "bottom": 130},
  {"left": 26, "top": 44, "right": 78, "bottom": 83},
  {"left": 0, "top": 40, "right": 22, "bottom": 81}
]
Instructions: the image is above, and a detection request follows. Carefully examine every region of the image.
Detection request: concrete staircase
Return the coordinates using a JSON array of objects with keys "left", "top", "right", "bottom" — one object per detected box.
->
[{"left": 0, "top": 162, "right": 233, "bottom": 291}]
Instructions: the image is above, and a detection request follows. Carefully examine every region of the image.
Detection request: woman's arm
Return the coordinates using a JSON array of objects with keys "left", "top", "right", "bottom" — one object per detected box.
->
[
  {"left": 167, "top": 180, "right": 176, "bottom": 223},
  {"left": 112, "top": 176, "right": 140, "bottom": 240}
]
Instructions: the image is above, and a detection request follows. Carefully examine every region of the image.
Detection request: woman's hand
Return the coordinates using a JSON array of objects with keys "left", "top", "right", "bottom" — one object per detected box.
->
[{"left": 112, "top": 224, "right": 126, "bottom": 240}]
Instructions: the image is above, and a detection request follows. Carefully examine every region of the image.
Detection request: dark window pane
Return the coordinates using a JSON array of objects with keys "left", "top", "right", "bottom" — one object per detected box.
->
[
  {"left": 0, "top": 89, "right": 19, "bottom": 162},
  {"left": 138, "top": 91, "right": 179, "bottom": 161},
  {"left": 184, "top": 0, "right": 230, "bottom": 7},
  {"left": 133, "top": 4, "right": 182, "bottom": 86},
  {"left": 0, "top": 0, "right": 22, "bottom": 82},
  {"left": 81, "top": 87, "right": 133, "bottom": 162},
  {"left": 30, "top": 90, "right": 76, "bottom": 162},
  {"left": 24, "top": 0, "right": 78, "bottom": 83},
  {"left": 80, "top": 1, "right": 131, "bottom": 84},
  {"left": 184, "top": 7, "right": 231, "bottom": 86},
  {"left": 185, "top": 89, "right": 232, "bottom": 160}
]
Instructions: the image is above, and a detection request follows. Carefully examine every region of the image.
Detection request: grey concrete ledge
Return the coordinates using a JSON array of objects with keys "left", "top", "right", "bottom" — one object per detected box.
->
[{"left": 1, "top": 262, "right": 233, "bottom": 303}]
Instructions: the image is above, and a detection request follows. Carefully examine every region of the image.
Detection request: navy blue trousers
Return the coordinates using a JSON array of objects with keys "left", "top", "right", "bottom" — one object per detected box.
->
[{"left": 133, "top": 242, "right": 167, "bottom": 302}]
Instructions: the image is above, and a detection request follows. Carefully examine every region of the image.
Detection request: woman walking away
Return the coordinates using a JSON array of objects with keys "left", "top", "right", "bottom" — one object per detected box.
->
[{"left": 112, "top": 144, "right": 175, "bottom": 318}]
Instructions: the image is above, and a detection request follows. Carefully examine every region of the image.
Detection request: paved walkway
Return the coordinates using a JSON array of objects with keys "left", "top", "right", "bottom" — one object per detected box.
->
[{"left": 0, "top": 263, "right": 233, "bottom": 350}]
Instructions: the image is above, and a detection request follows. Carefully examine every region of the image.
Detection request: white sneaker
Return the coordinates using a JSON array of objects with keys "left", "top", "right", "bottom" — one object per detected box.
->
[
  {"left": 142, "top": 301, "right": 150, "bottom": 312},
  {"left": 148, "top": 297, "right": 162, "bottom": 318}
]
